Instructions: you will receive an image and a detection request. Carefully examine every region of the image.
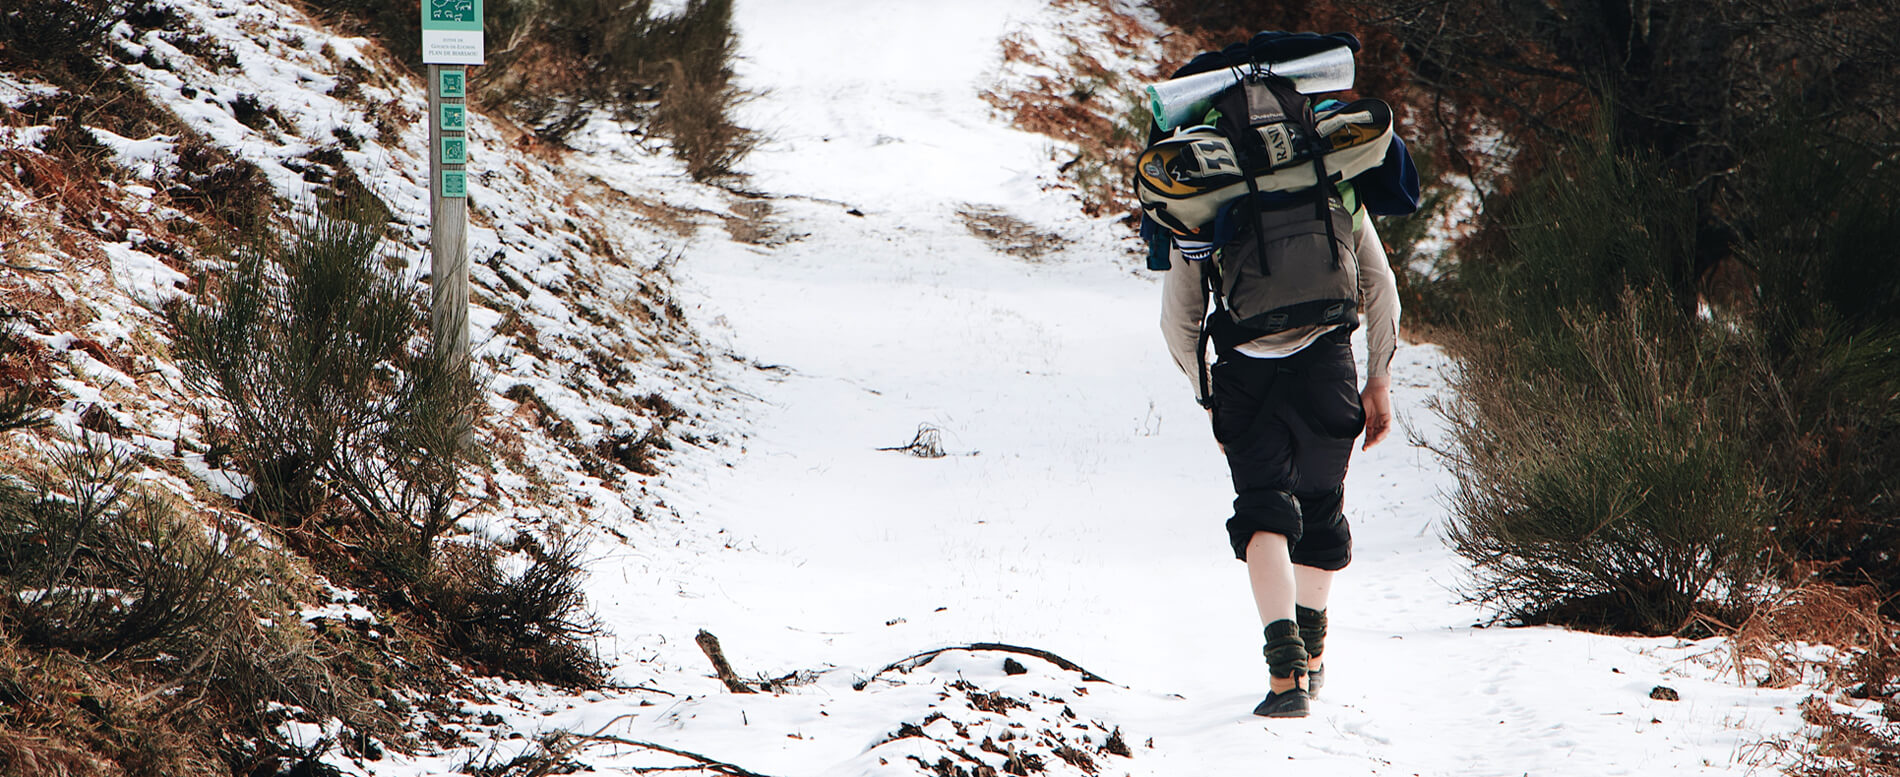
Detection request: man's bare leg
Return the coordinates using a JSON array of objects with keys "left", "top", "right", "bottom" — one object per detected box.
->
[
  {"left": 1246, "top": 532, "right": 1303, "bottom": 693},
  {"left": 1295, "top": 565, "right": 1334, "bottom": 673}
]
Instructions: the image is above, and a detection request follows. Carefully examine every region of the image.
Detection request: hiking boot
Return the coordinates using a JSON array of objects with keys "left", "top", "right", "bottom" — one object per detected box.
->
[
  {"left": 1259, "top": 619, "right": 1310, "bottom": 717},
  {"left": 1307, "top": 664, "right": 1324, "bottom": 697},
  {"left": 1252, "top": 687, "right": 1309, "bottom": 718}
]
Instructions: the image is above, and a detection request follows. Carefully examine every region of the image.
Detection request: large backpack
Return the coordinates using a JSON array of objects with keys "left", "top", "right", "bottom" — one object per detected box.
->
[
  {"left": 1138, "top": 72, "right": 1365, "bottom": 404},
  {"left": 1197, "top": 74, "right": 1361, "bottom": 345}
]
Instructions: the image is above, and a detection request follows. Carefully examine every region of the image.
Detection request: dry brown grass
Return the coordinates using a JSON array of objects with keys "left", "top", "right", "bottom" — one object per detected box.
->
[
  {"left": 0, "top": 328, "right": 55, "bottom": 405},
  {"left": 1729, "top": 584, "right": 1896, "bottom": 689},
  {"left": 721, "top": 199, "right": 781, "bottom": 246},
  {"left": 569, "top": 173, "right": 715, "bottom": 241},
  {"left": 1754, "top": 696, "right": 1900, "bottom": 777},
  {"left": 957, "top": 206, "right": 1064, "bottom": 261},
  {"left": 0, "top": 728, "right": 113, "bottom": 777},
  {"left": 1725, "top": 583, "right": 1900, "bottom": 776},
  {"left": 982, "top": 0, "right": 1161, "bottom": 219}
]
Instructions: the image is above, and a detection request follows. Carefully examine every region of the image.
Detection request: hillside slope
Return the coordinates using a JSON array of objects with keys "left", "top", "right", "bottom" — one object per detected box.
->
[{"left": 2, "top": 0, "right": 736, "bottom": 769}]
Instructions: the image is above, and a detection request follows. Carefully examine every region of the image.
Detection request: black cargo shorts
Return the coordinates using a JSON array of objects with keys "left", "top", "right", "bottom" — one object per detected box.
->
[{"left": 1207, "top": 329, "right": 1364, "bottom": 569}]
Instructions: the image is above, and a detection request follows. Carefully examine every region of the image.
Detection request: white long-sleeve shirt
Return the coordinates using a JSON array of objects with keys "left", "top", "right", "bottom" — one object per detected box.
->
[{"left": 1159, "top": 216, "right": 1401, "bottom": 403}]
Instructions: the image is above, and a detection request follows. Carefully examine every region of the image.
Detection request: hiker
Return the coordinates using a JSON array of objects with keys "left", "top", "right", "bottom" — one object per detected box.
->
[
  {"left": 1140, "top": 32, "right": 1412, "bottom": 719},
  {"left": 1160, "top": 214, "right": 1397, "bottom": 718}
]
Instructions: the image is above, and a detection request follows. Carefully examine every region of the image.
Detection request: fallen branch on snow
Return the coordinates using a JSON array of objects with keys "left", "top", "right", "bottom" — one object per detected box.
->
[
  {"left": 570, "top": 732, "right": 781, "bottom": 777},
  {"left": 855, "top": 642, "right": 1114, "bottom": 690},
  {"left": 695, "top": 629, "right": 756, "bottom": 693},
  {"left": 494, "top": 715, "right": 782, "bottom": 777}
]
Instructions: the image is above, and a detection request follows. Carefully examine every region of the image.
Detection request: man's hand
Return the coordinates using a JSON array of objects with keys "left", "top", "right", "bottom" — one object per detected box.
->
[
  {"left": 1361, "top": 376, "right": 1392, "bottom": 450},
  {"left": 1205, "top": 406, "right": 1224, "bottom": 455}
]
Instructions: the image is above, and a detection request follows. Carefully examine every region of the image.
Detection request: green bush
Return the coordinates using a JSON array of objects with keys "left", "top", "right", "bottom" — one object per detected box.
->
[
  {"left": 1432, "top": 131, "right": 1776, "bottom": 633},
  {"left": 1454, "top": 127, "right": 1700, "bottom": 353},
  {"left": 172, "top": 212, "right": 422, "bottom": 523},
  {"left": 1437, "top": 291, "right": 1772, "bottom": 633},
  {"left": 0, "top": 0, "right": 128, "bottom": 76},
  {"left": 1432, "top": 96, "right": 1900, "bottom": 629},
  {"left": 1726, "top": 124, "right": 1900, "bottom": 596},
  {"left": 171, "top": 206, "right": 486, "bottom": 571},
  {"left": 170, "top": 207, "right": 488, "bottom": 578},
  {"left": 171, "top": 209, "right": 606, "bottom": 687}
]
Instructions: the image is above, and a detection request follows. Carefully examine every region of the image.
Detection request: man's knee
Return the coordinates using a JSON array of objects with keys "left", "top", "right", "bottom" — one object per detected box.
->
[
  {"left": 1289, "top": 487, "right": 1351, "bottom": 570},
  {"left": 1227, "top": 489, "right": 1302, "bottom": 561}
]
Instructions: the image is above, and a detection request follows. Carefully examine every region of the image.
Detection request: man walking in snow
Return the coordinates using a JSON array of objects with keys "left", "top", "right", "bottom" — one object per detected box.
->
[
  {"left": 1160, "top": 211, "right": 1398, "bottom": 717},
  {"left": 1149, "top": 35, "right": 1407, "bottom": 715}
]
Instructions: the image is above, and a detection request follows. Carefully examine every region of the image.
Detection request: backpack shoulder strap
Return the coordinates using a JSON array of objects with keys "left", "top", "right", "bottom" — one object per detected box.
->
[{"left": 1196, "top": 259, "right": 1219, "bottom": 408}]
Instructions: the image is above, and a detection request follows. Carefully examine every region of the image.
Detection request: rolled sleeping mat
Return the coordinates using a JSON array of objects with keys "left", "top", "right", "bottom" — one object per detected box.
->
[
  {"left": 1135, "top": 99, "right": 1395, "bottom": 237},
  {"left": 1144, "top": 44, "right": 1356, "bottom": 132}
]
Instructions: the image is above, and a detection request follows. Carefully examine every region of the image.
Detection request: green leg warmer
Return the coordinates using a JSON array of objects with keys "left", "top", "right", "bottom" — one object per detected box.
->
[
  {"left": 1263, "top": 619, "right": 1308, "bottom": 679},
  {"left": 1296, "top": 605, "right": 1327, "bottom": 661}
]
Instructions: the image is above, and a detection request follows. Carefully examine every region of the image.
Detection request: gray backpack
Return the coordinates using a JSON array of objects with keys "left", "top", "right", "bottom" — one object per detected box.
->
[
  {"left": 1193, "top": 73, "right": 1360, "bottom": 341},
  {"left": 1193, "top": 74, "right": 1361, "bottom": 400},
  {"left": 1203, "top": 74, "right": 1360, "bottom": 342}
]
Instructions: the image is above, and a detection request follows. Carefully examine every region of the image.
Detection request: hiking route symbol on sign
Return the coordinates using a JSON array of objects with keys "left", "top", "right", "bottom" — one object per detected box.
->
[
  {"left": 420, "top": 0, "right": 483, "bottom": 65},
  {"left": 429, "top": 0, "right": 475, "bottom": 22}
]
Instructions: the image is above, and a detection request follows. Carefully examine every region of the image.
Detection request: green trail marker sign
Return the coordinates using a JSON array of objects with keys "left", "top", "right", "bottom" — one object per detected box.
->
[
  {"left": 437, "top": 68, "right": 466, "bottom": 98},
  {"left": 439, "top": 103, "right": 466, "bottom": 132},
  {"left": 421, "top": 0, "right": 483, "bottom": 65},
  {"left": 440, "top": 136, "right": 467, "bottom": 165}
]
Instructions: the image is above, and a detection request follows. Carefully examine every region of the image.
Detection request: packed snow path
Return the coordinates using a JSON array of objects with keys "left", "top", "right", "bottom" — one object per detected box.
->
[{"left": 554, "top": 2, "right": 1811, "bottom": 775}]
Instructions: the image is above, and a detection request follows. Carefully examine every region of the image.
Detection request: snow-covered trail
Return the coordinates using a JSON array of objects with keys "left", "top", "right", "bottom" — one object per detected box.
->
[{"left": 564, "top": 2, "right": 1811, "bottom": 775}]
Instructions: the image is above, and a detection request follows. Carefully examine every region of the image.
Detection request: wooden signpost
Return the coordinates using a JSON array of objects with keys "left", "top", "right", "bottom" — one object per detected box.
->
[{"left": 422, "top": 0, "right": 482, "bottom": 365}]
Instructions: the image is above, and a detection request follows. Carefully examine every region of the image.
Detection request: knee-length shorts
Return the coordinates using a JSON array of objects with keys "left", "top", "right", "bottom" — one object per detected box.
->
[{"left": 1207, "top": 331, "right": 1365, "bottom": 569}]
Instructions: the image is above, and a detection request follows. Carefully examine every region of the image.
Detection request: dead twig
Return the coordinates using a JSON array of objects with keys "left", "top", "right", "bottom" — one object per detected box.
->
[
  {"left": 855, "top": 643, "right": 1114, "bottom": 690},
  {"left": 876, "top": 423, "right": 946, "bottom": 459},
  {"left": 695, "top": 629, "right": 755, "bottom": 694},
  {"left": 571, "top": 731, "right": 779, "bottom": 777},
  {"left": 547, "top": 714, "right": 779, "bottom": 777}
]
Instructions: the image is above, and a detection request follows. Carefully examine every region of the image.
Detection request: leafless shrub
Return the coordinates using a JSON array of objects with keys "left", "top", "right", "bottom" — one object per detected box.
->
[
  {"left": 656, "top": 54, "right": 760, "bottom": 181},
  {"left": 168, "top": 131, "right": 275, "bottom": 240},
  {"left": 879, "top": 424, "right": 947, "bottom": 459},
  {"left": 463, "top": 731, "right": 591, "bottom": 777},
  {"left": 423, "top": 533, "right": 605, "bottom": 687},
  {"left": 0, "top": 434, "right": 398, "bottom": 769},
  {"left": 0, "top": 434, "right": 242, "bottom": 657},
  {"left": 1758, "top": 695, "right": 1900, "bottom": 777},
  {"left": 595, "top": 428, "right": 667, "bottom": 476}
]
